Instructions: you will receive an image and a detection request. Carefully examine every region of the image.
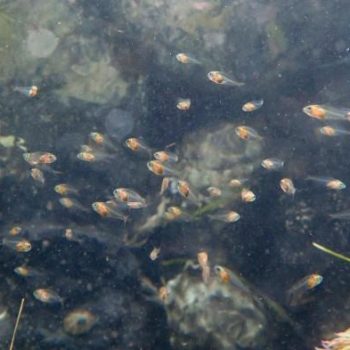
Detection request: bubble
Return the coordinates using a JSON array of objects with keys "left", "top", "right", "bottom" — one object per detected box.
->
[{"left": 105, "top": 108, "right": 134, "bottom": 142}]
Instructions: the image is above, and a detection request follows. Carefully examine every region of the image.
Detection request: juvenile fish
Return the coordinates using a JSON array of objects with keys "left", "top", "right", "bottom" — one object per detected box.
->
[
  {"left": 235, "top": 126, "right": 262, "bottom": 141},
  {"left": 214, "top": 265, "right": 251, "bottom": 294},
  {"left": 54, "top": 184, "right": 79, "bottom": 196},
  {"left": 176, "top": 98, "right": 191, "bottom": 111},
  {"left": 286, "top": 274, "right": 323, "bottom": 306},
  {"left": 31, "top": 168, "right": 45, "bottom": 184},
  {"left": 280, "top": 178, "right": 296, "bottom": 196},
  {"left": 261, "top": 158, "right": 284, "bottom": 171},
  {"left": 207, "top": 186, "right": 222, "bottom": 198},
  {"left": 23, "top": 152, "right": 56, "bottom": 166},
  {"left": 208, "top": 210, "right": 240, "bottom": 223},
  {"left": 197, "top": 251, "right": 210, "bottom": 284},
  {"left": 176, "top": 53, "right": 201, "bottom": 64},
  {"left": 59, "top": 197, "right": 90, "bottom": 212},
  {"left": 149, "top": 247, "right": 161, "bottom": 261},
  {"left": 3, "top": 237, "right": 32, "bottom": 252},
  {"left": 92, "top": 201, "right": 128, "bottom": 222},
  {"left": 77, "top": 150, "right": 111, "bottom": 162},
  {"left": 208, "top": 71, "right": 244, "bottom": 87},
  {"left": 164, "top": 206, "right": 183, "bottom": 221},
  {"left": 177, "top": 180, "right": 200, "bottom": 204},
  {"left": 154, "top": 151, "right": 179, "bottom": 163},
  {"left": 242, "top": 99, "right": 264, "bottom": 112},
  {"left": 319, "top": 125, "right": 350, "bottom": 137},
  {"left": 14, "top": 265, "right": 42, "bottom": 278},
  {"left": 89, "top": 132, "right": 118, "bottom": 151},
  {"left": 33, "top": 288, "right": 63, "bottom": 304},
  {"left": 9, "top": 226, "right": 22, "bottom": 236},
  {"left": 124, "top": 137, "right": 151, "bottom": 154},
  {"left": 113, "top": 188, "right": 146, "bottom": 204},
  {"left": 303, "top": 104, "right": 350, "bottom": 121},
  {"left": 306, "top": 176, "right": 346, "bottom": 190},
  {"left": 147, "top": 160, "right": 178, "bottom": 177},
  {"left": 228, "top": 178, "right": 247, "bottom": 188},
  {"left": 241, "top": 188, "right": 256, "bottom": 203},
  {"left": 14, "top": 85, "right": 38, "bottom": 97}
]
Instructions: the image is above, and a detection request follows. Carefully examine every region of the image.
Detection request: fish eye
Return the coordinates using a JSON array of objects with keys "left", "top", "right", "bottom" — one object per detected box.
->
[
  {"left": 77, "top": 317, "right": 87, "bottom": 326},
  {"left": 214, "top": 266, "right": 221, "bottom": 273}
]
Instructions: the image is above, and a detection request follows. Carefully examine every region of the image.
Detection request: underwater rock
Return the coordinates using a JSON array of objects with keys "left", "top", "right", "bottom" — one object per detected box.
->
[
  {"left": 26, "top": 27, "right": 59, "bottom": 58},
  {"left": 180, "top": 123, "right": 262, "bottom": 189},
  {"left": 62, "top": 54, "right": 128, "bottom": 104},
  {"left": 125, "top": 122, "right": 262, "bottom": 245},
  {"left": 163, "top": 263, "right": 275, "bottom": 349}
]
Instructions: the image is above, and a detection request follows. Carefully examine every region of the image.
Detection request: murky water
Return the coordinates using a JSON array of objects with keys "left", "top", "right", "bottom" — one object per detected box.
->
[{"left": 0, "top": 0, "right": 350, "bottom": 349}]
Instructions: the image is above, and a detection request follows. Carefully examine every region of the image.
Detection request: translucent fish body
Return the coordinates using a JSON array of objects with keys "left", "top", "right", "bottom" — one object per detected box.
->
[
  {"left": 33, "top": 288, "right": 63, "bottom": 304},
  {"left": 306, "top": 176, "right": 346, "bottom": 190},
  {"left": 214, "top": 265, "right": 250, "bottom": 294},
  {"left": 320, "top": 125, "right": 350, "bottom": 137},
  {"left": 176, "top": 53, "right": 201, "bottom": 64},
  {"left": 59, "top": 197, "right": 89, "bottom": 212},
  {"left": 23, "top": 152, "right": 56, "bottom": 166},
  {"left": 303, "top": 104, "right": 350, "bottom": 121},
  {"left": 164, "top": 206, "right": 182, "bottom": 221},
  {"left": 208, "top": 210, "right": 240, "bottom": 223},
  {"left": 31, "top": 168, "right": 45, "bottom": 184},
  {"left": 147, "top": 160, "right": 178, "bottom": 177},
  {"left": 14, "top": 85, "right": 38, "bottom": 97},
  {"left": 89, "top": 132, "right": 118, "bottom": 151},
  {"left": 124, "top": 137, "right": 151, "bottom": 153},
  {"left": 176, "top": 98, "right": 191, "bottom": 110},
  {"left": 207, "top": 186, "right": 222, "bottom": 198},
  {"left": 241, "top": 188, "right": 256, "bottom": 202},
  {"left": 261, "top": 158, "right": 284, "bottom": 170},
  {"left": 14, "top": 266, "right": 42, "bottom": 278},
  {"left": 54, "top": 184, "right": 79, "bottom": 196},
  {"left": 3, "top": 237, "right": 32, "bottom": 252},
  {"left": 113, "top": 188, "right": 146, "bottom": 204},
  {"left": 153, "top": 151, "right": 179, "bottom": 163},
  {"left": 242, "top": 99, "right": 264, "bottom": 112},
  {"left": 286, "top": 274, "right": 323, "bottom": 306},
  {"left": 92, "top": 201, "right": 127, "bottom": 221},
  {"left": 228, "top": 178, "right": 247, "bottom": 188},
  {"left": 77, "top": 151, "right": 111, "bottom": 162},
  {"left": 207, "top": 71, "right": 244, "bottom": 87},
  {"left": 235, "top": 126, "right": 262, "bottom": 141},
  {"left": 280, "top": 178, "right": 296, "bottom": 195}
]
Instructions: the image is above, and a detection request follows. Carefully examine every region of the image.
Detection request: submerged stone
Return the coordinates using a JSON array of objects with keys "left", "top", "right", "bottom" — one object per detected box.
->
[{"left": 26, "top": 27, "right": 59, "bottom": 58}]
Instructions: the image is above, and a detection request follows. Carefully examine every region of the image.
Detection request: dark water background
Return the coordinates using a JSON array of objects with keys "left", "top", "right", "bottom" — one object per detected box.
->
[{"left": 0, "top": 0, "right": 350, "bottom": 349}]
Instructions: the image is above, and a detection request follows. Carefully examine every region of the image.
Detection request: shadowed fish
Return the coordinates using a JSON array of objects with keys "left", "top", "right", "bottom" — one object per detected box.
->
[
  {"left": 303, "top": 104, "right": 350, "bottom": 121},
  {"left": 286, "top": 274, "right": 323, "bottom": 307},
  {"left": 208, "top": 71, "right": 244, "bottom": 86},
  {"left": 176, "top": 53, "right": 201, "bottom": 64}
]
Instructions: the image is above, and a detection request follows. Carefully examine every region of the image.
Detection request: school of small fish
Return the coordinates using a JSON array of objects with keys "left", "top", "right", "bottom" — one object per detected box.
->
[{"left": 3, "top": 50, "right": 350, "bottom": 348}]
